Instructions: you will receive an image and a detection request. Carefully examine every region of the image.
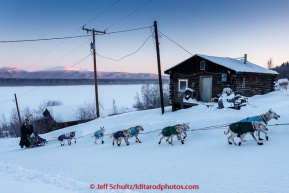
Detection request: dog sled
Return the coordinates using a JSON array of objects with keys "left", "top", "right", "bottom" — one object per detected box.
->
[
  {"left": 27, "top": 132, "right": 47, "bottom": 148},
  {"left": 218, "top": 88, "right": 248, "bottom": 110}
]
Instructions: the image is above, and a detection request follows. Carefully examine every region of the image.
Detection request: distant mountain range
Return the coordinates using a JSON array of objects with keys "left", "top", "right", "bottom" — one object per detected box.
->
[{"left": 0, "top": 67, "right": 168, "bottom": 79}]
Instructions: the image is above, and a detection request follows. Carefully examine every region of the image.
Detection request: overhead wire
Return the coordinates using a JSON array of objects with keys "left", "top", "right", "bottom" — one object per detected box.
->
[
  {"left": 96, "top": 34, "right": 152, "bottom": 61},
  {"left": 158, "top": 31, "right": 194, "bottom": 56},
  {"left": 83, "top": 0, "right": 121, "bottom": 28},
  {"left": 101, "top": 26, "right": 152, "bottom": 35},
  {"left": 150, "top": 26, "right": 156, "bottom": 48},
  {"left": 0, "top": 35, "right": 90, "bottom": 43},
  {"left": 105, "top": 0, "right": 154, "bottom": 31},
  {"left": 0, "top": 26, "right": 152, "bottom": 43}
]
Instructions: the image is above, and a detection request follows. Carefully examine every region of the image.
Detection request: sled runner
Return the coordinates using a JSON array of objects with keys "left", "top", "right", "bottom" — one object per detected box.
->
[{"left": 27, "top": 132, "right": 47, "bottom": 148}]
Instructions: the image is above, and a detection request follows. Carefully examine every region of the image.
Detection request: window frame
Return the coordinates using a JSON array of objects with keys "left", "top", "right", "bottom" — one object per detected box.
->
[
  {"left": 178, "top": 79, "right": 188, "bottom": 92},
  {"left": 200, "top": 60, "right": 206, "bottom": 70}
]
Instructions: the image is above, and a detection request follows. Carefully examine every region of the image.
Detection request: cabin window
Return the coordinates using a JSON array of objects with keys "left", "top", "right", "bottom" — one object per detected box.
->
[
  {"left": 242, "top": 77, "right": 246, "bottom": 88},
  {"left": 200, "top": 61, "right": 206, "bottom": 70},
  {"left": 222, "top": 74, "right": 227, "bottom": 82},
  {"left": 178, "top": 79, "right": 188, "bottom": 91}
]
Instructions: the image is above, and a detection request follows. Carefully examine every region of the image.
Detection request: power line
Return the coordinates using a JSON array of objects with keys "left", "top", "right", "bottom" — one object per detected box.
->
[
  {"left": 0, "top": 26, "right": 152, "bottom": 43},
  {"left": 150, "top": 26, "right": 156, "bottom": 48},
  {"left": 96, "top": 35, "right": 152, "bottom": 61},
  {"left": 105, "top": 0, "right": 154, "bottom": 31},
  {"left": 103, "top": 26, "right": 152, "bottom": 35},
  {"left": 159, "top": 31, "right": 194, "bottom": 56},
  {"left": 0, "top": 35, "right": 90, "bottom": 43},
  {"left": 83, "top": 0, "right": 121, "bottom": 27},
  {"left": 0, "top": 98, "right": 14, "bottom": 103}
]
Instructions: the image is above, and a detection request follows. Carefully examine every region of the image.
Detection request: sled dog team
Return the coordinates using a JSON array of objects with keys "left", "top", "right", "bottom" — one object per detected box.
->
[{"left": 55, "top": 109, "right": 280, "bottom": 147}]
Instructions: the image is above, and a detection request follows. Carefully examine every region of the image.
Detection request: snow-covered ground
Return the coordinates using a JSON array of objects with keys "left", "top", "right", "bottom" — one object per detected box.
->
[{"left": 1, "top": 88, "right": 289, "bottom": 193}]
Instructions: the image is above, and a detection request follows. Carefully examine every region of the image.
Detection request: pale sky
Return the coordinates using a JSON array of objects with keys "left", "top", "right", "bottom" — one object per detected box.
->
[{"left": 0, "top": 0, "right": 288, "bottom": 74}]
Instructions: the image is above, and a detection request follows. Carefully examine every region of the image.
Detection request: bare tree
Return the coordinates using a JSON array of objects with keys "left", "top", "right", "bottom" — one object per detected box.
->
[
  {"left": 22, "top": 106, "right": 34, "bottom": 121},
  {"left": 75, "top": 102, "right": 97, "bottom": 122},
  {"left": 133, "top": 84, "right": 170, "bottom": 110},
  {"left": 267, "top": 57, "right": 273, "bottom": 69},
  {"left": 0, "top": 113, "right": 9, "bottom": 138},
  {"left": 34, "top": 99, "right": 63, "bottom": 114},
  {"left": 8, "top": 109, "right": 21, "bottom": 137}
]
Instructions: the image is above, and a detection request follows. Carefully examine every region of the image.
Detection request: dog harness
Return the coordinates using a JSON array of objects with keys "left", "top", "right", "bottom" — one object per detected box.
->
[
  {"left": 238, "top": 115, "right": 268, "bottom": 125},
  {"left": 94, "top": 130, "right": 104, "bottom": 138},
  {"left": 114, "top": 131, "right": 126, "bottom": 139},
  {"left": 129, "top": 127, "right": 139, "bottom": 136},
  {"left": 161, "top": 126, "right": 180, "bottom": 137},
  {"left": 229, "top": 122, "right": 256, "bottom": 137}
]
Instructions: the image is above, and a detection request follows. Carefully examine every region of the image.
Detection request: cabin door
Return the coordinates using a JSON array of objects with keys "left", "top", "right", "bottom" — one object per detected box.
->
[{"left": 200, "top": 76, "right": 212, "bottom": 102}]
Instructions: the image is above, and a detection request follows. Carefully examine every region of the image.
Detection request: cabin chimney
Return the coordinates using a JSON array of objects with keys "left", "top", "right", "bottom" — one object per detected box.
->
[{"left": 244, "top": 54, "right": 247, "bottom": 64}]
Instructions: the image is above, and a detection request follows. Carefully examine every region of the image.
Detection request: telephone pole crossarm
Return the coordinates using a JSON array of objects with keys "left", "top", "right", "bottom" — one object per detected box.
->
[{"left": 82, "top": 26, "right": 106, "bottom": 34}]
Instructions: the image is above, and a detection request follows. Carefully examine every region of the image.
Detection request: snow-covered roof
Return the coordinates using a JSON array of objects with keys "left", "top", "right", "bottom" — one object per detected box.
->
[
  {"left": 46, "top": 105, "right": 80, "bottom": 123},
  {"left": 165, "top": 54, "right": 278, "bottom": 74}
]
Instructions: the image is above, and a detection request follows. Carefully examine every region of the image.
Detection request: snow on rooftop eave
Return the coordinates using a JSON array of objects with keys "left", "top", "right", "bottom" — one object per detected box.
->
[
  {"left": 164, "top": 55, "right": 195, "bottom": 74},
  {"left": 196, "top": 54, "right": 278, "bottom": 75},
  {"left": 46, "top": 105, "right": 81, "bottom": 123}
]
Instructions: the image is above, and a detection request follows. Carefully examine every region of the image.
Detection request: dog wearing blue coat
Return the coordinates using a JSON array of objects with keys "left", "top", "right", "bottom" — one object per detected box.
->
[
  {"left": 126, "top": 125, "right": 144, "bottom": 144},
  {"left": 237, "top": 109, "right": 280, "bottom": 141},
  {"left": 57, "top": 131, "right": 76, "bottom": 146},
  {"left": 110, "top": 129, "right": 131, "bottom": 146},
  {"left": 92, "top": 126, "right": 105, "bottom": 144}
]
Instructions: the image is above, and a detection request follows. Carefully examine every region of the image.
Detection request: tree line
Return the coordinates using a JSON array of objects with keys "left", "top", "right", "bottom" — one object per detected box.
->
[
  {"left": 0, "top": 78, "right": 169, "bottom": 86},
  {"left": 271, "top": 61, "right": 289, "bottom": 80}
]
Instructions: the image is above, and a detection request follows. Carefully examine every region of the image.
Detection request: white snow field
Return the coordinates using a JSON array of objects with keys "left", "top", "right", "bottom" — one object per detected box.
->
[{"left": 1, "top": 88, "right": 289, "bottom": 193}]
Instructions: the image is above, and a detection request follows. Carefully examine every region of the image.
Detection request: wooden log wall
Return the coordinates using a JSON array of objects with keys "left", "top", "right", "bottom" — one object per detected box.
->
[
  {"left": 169, "top": 72, "right": 276, "bottom": 104},
  {"left": 235, "top": 73, "right": 276, "bottom": 97}
]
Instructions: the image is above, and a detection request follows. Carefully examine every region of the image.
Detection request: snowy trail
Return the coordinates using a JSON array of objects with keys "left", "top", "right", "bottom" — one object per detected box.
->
[
  {"left": 1, "top": 128, "right": 289, "bottom": 193},
  {"left": 1, "top": 90, "right": 289, "bottom": 192}
]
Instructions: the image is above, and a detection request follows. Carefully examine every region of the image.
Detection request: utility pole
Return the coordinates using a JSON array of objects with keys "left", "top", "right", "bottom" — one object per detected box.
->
[
  {"left": 154, "top": 21, "right": 165, "bottom": 114},
  {"left": 82, "top": 27, "right": 106, "bottom": 118},
  {"left": 14, "top": 93, "right": 22, "bottom": 125}
]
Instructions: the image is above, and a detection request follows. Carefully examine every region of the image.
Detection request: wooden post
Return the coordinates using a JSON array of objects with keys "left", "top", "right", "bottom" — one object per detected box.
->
[
  {"left": 92, "top": 30, "right": 100, "bottom": 118},
  {"left": 14, "top": 93, "right": 22, "bottom": 125},
  {"left": 154, "top": 21, "right": 165, "bottom": 114},
  {"left": 82, "top": 27, "right": 106, "bottom": 118}
]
